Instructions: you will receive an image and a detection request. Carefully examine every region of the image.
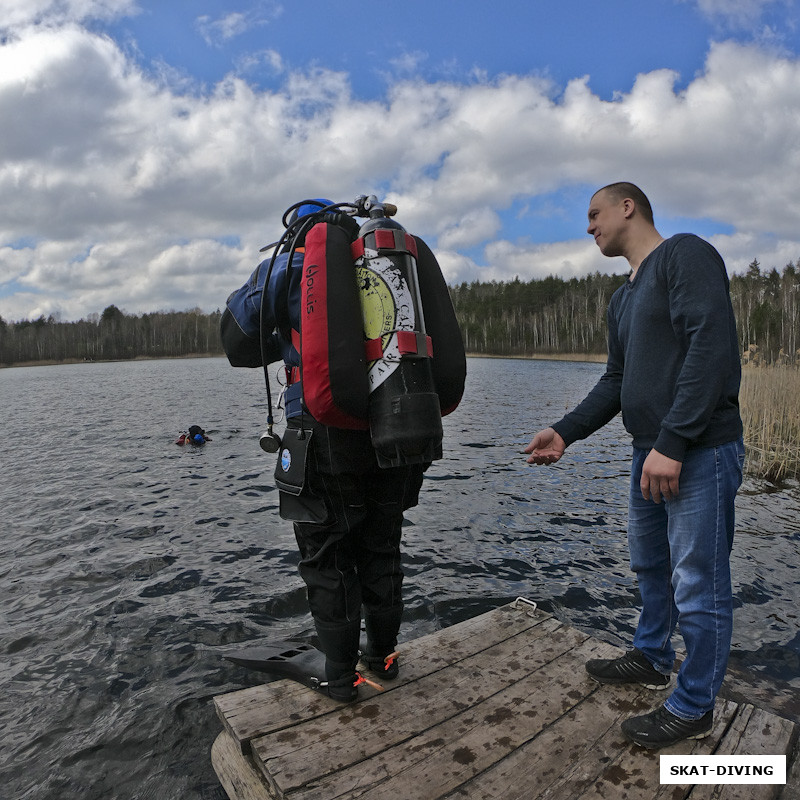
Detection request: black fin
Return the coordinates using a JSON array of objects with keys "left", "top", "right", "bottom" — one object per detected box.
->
[{"left": 224, "top": 640, "right": 326, "bottom": 690}]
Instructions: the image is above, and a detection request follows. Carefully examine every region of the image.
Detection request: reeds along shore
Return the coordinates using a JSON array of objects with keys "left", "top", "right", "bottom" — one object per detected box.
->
[{"left": 740, "top": 364, "right": 800, "bottom": 484}]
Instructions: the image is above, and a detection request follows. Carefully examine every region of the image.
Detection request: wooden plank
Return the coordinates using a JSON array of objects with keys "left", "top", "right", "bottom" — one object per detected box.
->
[
  {"left": 283, "top": 635, "right": 620, "bottom": 800},
  {"left": 438, "top": 690, "right": 735, "bottom": 800},
  {"left": 214, "top": 600, "right": 551, "bottom": 753},
  {"left": 547, "top": 698, "right": 741, "bottom": 800},
  {"left": 214, "top": 682, "right": 337, "bottom": 756},
  {"left": 783, "top": 737, "right": 800, "bottom": 800},
  {"left": 691, "top": 704, "right": 797, "bottom": 800},
  {"left": 252, "top": 615, "right": 590, "bottom": 793},
  {"left": 211, "top": 731, "right": 274, "bottom": 800},
  {"left": 438, "top": 681, "right": 665, "bottom": 800}
]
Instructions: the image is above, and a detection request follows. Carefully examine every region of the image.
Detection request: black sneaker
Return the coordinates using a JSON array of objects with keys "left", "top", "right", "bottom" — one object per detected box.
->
[
  {"left": 621, "top": 705, "right": 713, "bottom": 749},
  {"left": 585, "top": 648, "right": 671, "bottom": 689}
]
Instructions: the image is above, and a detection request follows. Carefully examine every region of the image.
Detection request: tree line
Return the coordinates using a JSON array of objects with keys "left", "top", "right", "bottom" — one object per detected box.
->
[
  {"left": 1, "top": 258, "right": 798, "bottom": 367},
  {"left": 451, "top": 258, "right": 800, "bottom": 363},
  {"left": 0, "top": 305, "right": 223, "bottom": 365}
]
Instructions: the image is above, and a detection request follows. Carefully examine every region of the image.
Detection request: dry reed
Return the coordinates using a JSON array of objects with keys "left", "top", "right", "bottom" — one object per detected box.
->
[{"left": 740, "top": 365, "right": 800, "bottom": 483}]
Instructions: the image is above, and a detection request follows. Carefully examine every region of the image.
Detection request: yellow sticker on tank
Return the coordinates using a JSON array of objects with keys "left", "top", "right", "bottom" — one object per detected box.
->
[{"left": 357, "top": 265, "right": 396, "bottom": 340}]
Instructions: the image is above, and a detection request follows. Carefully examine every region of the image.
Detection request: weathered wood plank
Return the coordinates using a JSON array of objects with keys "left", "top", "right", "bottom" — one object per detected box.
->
[
  {"left": 211, "top": 731, "right": 275, "bottom": 800},
  {"left": 285, "top": 635, "right": 620, "bottom": 800},
  {"left": 253, "top": 615, "right": 587, "bottom": 792},
  {"left": 546, "top": 698, "right": 741, "bottom": 800},
  {"left": 690, "top": 704, "right": 796, "bottom": 800},
  {"left": 213, "top": 681, "right": 337, "bottom": 755},
  {"left": 441, "top": 682, "right": 680, "bottom": 800},
  {"left": 438, "top": 682, "right": 660, "bottom": 800},
  {"left": 782, "top": 738, "right": 800, "bottom": 800},
  {"left": 215, "top": 600, "right": 550, "bottom": 753},
  {"left": 724, "top": 703, "right": 796, "bottom": 755}
]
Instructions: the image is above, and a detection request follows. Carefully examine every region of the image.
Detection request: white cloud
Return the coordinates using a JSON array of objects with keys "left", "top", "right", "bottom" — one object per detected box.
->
[
  {"left": 388, "top": 50, "right": 429, "bottom": 76},
  {"left": 707, "top": 232, "right": 800, "bottom": 276},
  {"left": 438, "top": 208, "right": 502, "bottom": 250},
  {"left": 0, "top": 0, "right": 137, "bottom": 31},
  {"left": 236, "top": 48, "right": 284, "bottom": 77},
  {"left": 194, "top": 3, "right": 282, "bottom": 47},
  {"left": 11, "top": 236, "right": 253, "bottom": 321},
  {"left": 433, "top": 237, "right": 626, "bottom": 287},
  {"left": 690, "top": 0, "right": 785, "bottom": 27},
  {"left": 2, "top": 22, "right": 800, "bottom": 321},
  {"left": 485, "top": 239, "right": 620, "bottom": 282}
]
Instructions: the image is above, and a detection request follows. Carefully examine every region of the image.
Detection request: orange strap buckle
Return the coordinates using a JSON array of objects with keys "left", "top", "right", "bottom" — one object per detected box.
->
[
  {"left": 353, "top": 672, "right": 385, "bottom": 692},
  {"left": 383, "top": 651, "right": 399, "bottom": 671}
]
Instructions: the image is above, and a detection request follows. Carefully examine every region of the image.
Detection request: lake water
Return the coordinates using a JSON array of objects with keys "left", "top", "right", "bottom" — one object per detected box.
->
[{"left": 2, "top": 356, "right": 799, "bottom": 799}]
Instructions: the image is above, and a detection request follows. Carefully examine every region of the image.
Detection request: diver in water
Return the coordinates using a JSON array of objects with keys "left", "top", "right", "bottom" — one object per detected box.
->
[{"left": 176, "top": 425, "right": 211, "bottom": 445}]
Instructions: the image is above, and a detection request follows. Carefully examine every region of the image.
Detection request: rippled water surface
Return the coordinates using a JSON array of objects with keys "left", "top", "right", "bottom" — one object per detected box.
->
[{"left": 2, "top": 357, "right": 799, "bottom": 799}]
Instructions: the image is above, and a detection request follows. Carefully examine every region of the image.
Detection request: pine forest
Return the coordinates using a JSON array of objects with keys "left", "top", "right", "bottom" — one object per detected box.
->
[{"left": 1, "top": 258, "right": 797, "bottom": 368}]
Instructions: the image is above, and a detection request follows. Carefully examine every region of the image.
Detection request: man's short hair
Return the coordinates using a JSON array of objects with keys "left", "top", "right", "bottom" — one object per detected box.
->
[{"left": 594, "top": 182, "right": 654, "bottom": 225}]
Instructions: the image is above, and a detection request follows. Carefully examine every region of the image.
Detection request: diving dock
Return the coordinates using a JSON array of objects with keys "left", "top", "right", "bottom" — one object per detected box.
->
[{"left": 211, "top": 599, "right": 799, "bottom": 799}]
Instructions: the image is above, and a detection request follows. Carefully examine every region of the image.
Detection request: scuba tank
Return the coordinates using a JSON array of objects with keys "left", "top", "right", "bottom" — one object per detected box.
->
[
  {"left": 223, "top": 196, "right": 465, "bottom": 469},
  {"left": 351, "top": 197, "right": 444, "bottom": 468}
]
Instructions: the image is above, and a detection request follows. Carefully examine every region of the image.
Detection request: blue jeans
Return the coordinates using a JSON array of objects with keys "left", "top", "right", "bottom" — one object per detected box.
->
[{"left": 628, "top": 438, "right": 744, "bottom": 720}]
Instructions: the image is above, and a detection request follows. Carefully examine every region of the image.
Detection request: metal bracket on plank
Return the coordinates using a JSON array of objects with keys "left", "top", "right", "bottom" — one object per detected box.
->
[{"left": 512, "top": 597, "right": 538, "bottom": 616}]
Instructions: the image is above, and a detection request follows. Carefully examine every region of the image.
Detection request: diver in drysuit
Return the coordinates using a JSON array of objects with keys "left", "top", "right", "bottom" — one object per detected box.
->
[{"left": 221, "top": 200, "right": 428, "bottom": 700}]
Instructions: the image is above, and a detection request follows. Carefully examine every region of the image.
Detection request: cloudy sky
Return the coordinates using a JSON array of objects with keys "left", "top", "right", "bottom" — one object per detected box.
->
[{"left": 1, "top": 0, "right": 799, "bottom": 322}]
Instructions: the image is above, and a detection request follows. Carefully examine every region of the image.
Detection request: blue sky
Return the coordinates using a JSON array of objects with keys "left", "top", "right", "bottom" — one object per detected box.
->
[
  {"left": 112, "top": 2, "right": 713, "bottom": 100},
  {"left": 1, "top": 0, "right": 799, "bottom": 320}
]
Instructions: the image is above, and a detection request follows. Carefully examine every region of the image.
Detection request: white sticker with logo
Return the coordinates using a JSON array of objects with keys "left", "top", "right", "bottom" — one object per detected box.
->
[{"left": 357, "top": 250, "right": 415, "bottom": 393}]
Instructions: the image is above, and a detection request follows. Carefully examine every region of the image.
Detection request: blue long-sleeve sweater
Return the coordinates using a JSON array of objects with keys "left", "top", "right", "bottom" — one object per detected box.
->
[{"left": 551, "top": 234, "right": 742, "bottom": 461}]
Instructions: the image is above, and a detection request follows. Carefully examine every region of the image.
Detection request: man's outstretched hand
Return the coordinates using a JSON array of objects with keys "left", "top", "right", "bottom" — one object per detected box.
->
[{"left": 524, "top": 427, "right": 566, "bottom": 465}]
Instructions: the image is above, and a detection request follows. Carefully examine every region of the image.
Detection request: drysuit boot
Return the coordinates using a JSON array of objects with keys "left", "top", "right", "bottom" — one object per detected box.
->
[
  {"left": 314, "top": 619, "right": 361, "bottom": 702},
  {"left": 363, "top": 605, "right": 403, "bottom": 679}
]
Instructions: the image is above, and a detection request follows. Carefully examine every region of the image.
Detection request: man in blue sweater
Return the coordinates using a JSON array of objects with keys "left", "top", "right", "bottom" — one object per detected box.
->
[{"left": 525, "top": 182, "right": 744, "bottom": 749}]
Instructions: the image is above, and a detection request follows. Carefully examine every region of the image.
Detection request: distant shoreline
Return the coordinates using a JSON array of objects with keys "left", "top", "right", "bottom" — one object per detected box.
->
[
  {"left": 1, "top": 352, "right": 608, "bottom": 369},
  {"left": 467, "top": 352, "right": 607, "bottom": 363},
  {"left": 0, "top": 353, "right": 220, "bottom": 369}
]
